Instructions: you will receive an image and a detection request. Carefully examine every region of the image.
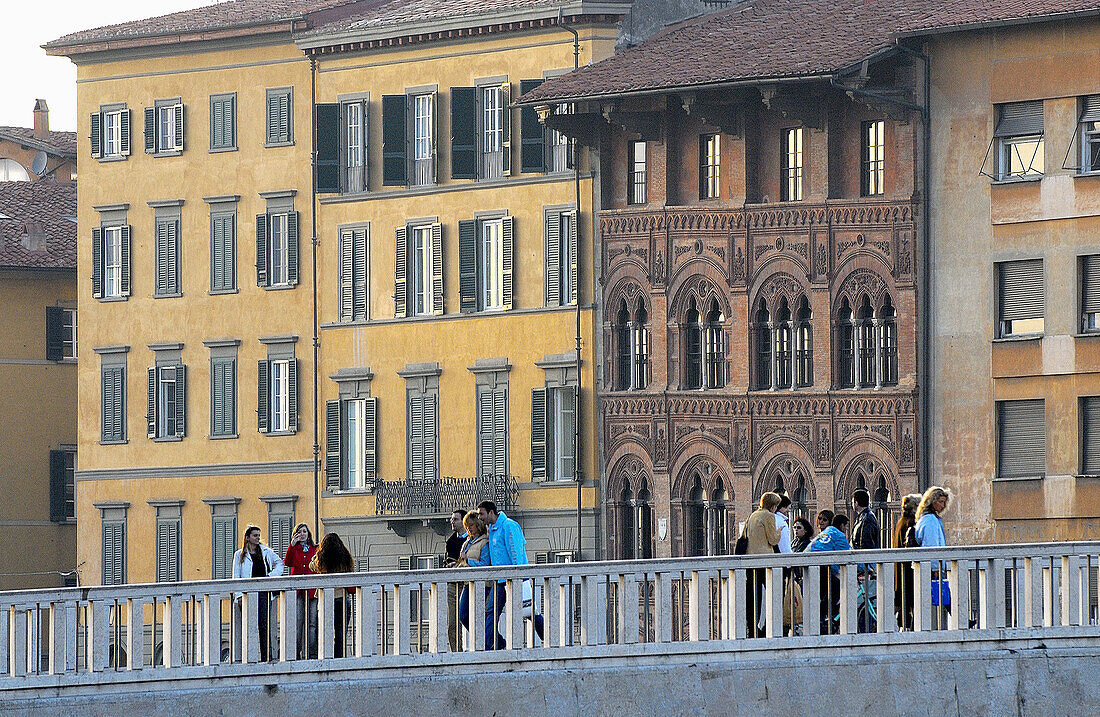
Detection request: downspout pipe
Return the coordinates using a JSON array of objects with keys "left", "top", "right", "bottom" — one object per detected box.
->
[{"left": 310, "top": 55, "right": 322, "bottom": 533}]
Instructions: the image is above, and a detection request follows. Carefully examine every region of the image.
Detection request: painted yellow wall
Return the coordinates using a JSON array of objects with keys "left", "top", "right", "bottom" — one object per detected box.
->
[{"left": 0, "top": 269, "right": 76, "bottom": 589}]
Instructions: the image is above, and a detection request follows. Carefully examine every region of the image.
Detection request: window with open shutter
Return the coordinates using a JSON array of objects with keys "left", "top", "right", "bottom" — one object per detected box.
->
[
  {"left": 325, "top": 400, "right": 342, "bottom": 490},
  {"left": 998, "top": 259, "right": 1044, "bottom": 337},
  {"left": 46, "top": 307, "right": 64, "bottom": 361},
  {"left": 430, "top": 222, "right": 443, "bottom": 315},
  {"left": 256, "top": 214, "right": 268, "bottom": 287},
  {"left": 382, "top": 94, "right": 408, "bottom": 185},
  {"left": 287, "top": 358, "right": 299, "bottom": 433},
  {"left": 394, "top": 226, "right": 408, "bottom": 318},
  {"left": 1082, "top": 255, "right": 1100, "bottom": 332},
  {"left": 451, "top": 87, "right": 477, "bottom": 179},
  {"left": 1082, "top": 397, "right": 1100, "bottom": 475},
  {"left": 315, "top": 102, "right": 340, "bottom": 193},
  {"left": 519, "top": 79, "right": 545, "bottom": 173},
  {"left": 91, "top": 228, "right": 103, "bottom": 298},
  {"left": 341, "top": 98, "right": 368, "bottom": 193},
  {"left": 257, "top": 359, "right": 270, "bottom": 433},
  {"left": 363, "top": 397, "right": 378, "bottom": 483},
  {"left": 49, "top": 449, "right": 75, "bottom": 523},
  {"left": 531, "top": 387, "right": 546, "bottom": 479},
  {"left": 144, "top": 107, "right": 156, "bottom": 153},
  {"left": 997, "top": 399, "right": 1046, "bottom": 479},
  {"left": 120, "top": 109, "right": 132, "bottom": 156},
  {"left": 90, "top": 112, "right": 102, "bottom": 158},
  {"left": 994, "top": 101, "right": 1044, "bottom": 180},
  {"left": 286, "top": 212, "right": 300, "bottom": 286},
  {"left": 501, "top": 82, "right": 512, "bottom": 177}
]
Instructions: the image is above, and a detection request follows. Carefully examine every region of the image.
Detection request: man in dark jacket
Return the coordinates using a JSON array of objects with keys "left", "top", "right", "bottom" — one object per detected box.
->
[{"left": 851, "top": 489, "right": 880, "bottom": 550}]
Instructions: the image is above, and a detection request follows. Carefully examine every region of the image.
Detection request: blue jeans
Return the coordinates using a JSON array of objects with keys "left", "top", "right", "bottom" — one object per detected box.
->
[{"left": 459, "top": 583, "right": 544, "bottom": 649}]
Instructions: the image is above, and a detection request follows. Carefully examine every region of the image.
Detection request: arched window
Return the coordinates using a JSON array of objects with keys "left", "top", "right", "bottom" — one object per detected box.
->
[
  {"left": 704, "top": 300, "right": 726, "bottom": 389},
  {"left": 857, "top": 295, "right": 875, "bottom": 388},
  {"left": 619, "top": 483, "right": 636, "bottom": 560},
  {"left": 707, "top": 477, "right": 730, "bottom": 556},
  {"left": 764, "top": 457, "right": 815, "bottom": 523},
  {"left": 775, "top": 297, "right": 793, "bottom": 389},
  {"left": 873, "top": 474, "right": 892, "bottom": 547},
  {"left": 687, "top": 478, "right": 706, "bottom": 556},
  {"left": 633, "top": 302, "right": 650, "bottom": 390},
  {"left": 880, "top": 295, "right": 898, "bottom": 386},
  {"left": 636, "top": 484, "right": 654, "bottom": 559},
  {"left": 0, "top": 159, "right": 29, "bottom": 182},
  {"left": 613, "top": 297, "right": 651, "bottom": 391},
  {"left": 615, "top": 300, "right": 631, "bottom": 391},
  {"left": 837, "top": 298, "right": 855, "bottom": 388},
  {"left": 683, "top": 298, "right": 702, "bottom": 390},
  {"left": 754, "top": 300, "right": 771, "bottom": 390},
  {"left": 796, "top": 296, "right": 813, "bottom": 387}
]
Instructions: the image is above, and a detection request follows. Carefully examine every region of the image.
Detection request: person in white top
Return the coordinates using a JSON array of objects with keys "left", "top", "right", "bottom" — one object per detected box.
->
[
  {"left": 231, "top": 525, "right": 285, "bottom": 661},
  {"left": 774, "top": 494, "right": 793, "bottom": 554}
]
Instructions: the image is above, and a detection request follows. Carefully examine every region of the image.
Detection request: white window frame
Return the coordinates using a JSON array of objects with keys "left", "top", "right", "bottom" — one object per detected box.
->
[
  {"left": 998, "top": 135, "right": 1044, "bottom": 180},
  {"left": 701, "top": 133, "right": 720, "bottom": 199},
  {"left": 103, "top": 110, "right": 123, "bottom": 158},
  {"left": 559, "top": 211, "right": 574, "bottom": 305},
  {"left": 783, "top": 127, "right": 804, "bottom": 201},
  {"left": 270, "top": 359, "right": 290, "bottom": 432},
  {"left": 345, "top": 102, "right": 365, "bottom": 192},
  {"left": 62, "top": 308, "right": 77, "bottom": 360},
  {"left": 269, "top": 212, "right": 289, "bottom": 286},
  {"left": 481, "top": 218, "right": 504, "bottom": 311},
  {"left": 157, "top": 105, "right": 179, "bottom": 152},
  {"left": 412, "top": 225, "right": 432, "bottom": 316},
  {"left": 157, "top": 367, "right": 178, "bottom": 438},
  {"left": 549, "top": 103, "right": 572, "bottom": 172},
  {"left": 346, "top": 398, "right": 367, "bottom": 490},
  {"left": 481, "top": 85, "right": 504, "bottom": 179},
  {"left": 1081, "top": 119, "right": 1100, "bottom": 175},
  {"left": 549, "top": 386, "right": 576, "bottom": 482},
  {"left": 104, "top": 227, "right": 123, "bottom": 298},
  {"left": 412, "top": 93, "right": 434, "bottom": 187},
  {"left": 863, "top": 120, "right": 885, "bottom": 196},
  {"left": 629, "top": 141, "right": 647, "bottom": 205}
]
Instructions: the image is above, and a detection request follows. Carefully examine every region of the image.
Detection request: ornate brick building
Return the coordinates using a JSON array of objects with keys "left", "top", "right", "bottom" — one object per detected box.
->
[{"left": 525, "top": 2, "right": 928, "bottom": 558}]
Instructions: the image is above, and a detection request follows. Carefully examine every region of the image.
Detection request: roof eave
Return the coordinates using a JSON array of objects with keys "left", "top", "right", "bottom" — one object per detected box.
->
[
  {"left": 43, "top": 18, "right": 301, "bottom": 58},
  {"left": 0, "top": 132, "right": 76, "bottom": 159},
  {"left": 895, "top": 8, "right": 1100, "bottom": 40},
  {"left": 296, "top": 0, "right": 630, "bottom": 50}
]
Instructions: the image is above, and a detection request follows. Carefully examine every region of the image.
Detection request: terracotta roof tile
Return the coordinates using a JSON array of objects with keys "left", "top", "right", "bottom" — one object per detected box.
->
[
  {"left": 301, "top": 0, "right": 573, "bottom": 38},
  {"left": 0, "top": 182, "right": 78, "bottom": 270},
  {"left": 522, "top": 0, "right": 1100, "bottom": 103},
  {"left": 0, "top": 127, "right": 77, "bottom": 158}
]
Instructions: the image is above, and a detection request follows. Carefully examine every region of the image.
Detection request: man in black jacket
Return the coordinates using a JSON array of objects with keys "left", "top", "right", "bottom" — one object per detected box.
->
[{"left": 850, "top": 489, "right": 879, "bottom": 633}]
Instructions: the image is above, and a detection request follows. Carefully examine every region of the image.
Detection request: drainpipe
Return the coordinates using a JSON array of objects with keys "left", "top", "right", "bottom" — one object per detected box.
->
[{"left": 310, "top": 55, "right": 322, "bottom": 532}]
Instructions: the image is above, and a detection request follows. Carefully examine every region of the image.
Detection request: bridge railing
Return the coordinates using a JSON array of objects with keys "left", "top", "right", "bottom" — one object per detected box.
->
[{"left": 1, "top": 541, "right": 1098, "bottom": 690}]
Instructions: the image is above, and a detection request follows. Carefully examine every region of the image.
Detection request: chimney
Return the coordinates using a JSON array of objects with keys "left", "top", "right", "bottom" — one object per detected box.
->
[{"left": 33, "top": 99, "right": 49, "bottom": 140}]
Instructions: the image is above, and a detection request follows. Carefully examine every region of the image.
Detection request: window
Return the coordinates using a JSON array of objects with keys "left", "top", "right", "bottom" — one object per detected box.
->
[
  {"left": 326, "top": 387, "right": 378, "bottom": 491},
  {"left": 46, "top": 307, "right": 77, "bottom": 361},
  {"left": 413, "top": 93, "right": 434, "bottom": 186},
  {"left": 997, "top": 259, "right": 1045, "bottom": 337},
  {"left": 49, "top": 449, "right": 76, "bottom": 522},
  {"left": 459, "top": 216, "right": 514, "bottom": 313},
  {"left": 997, "top": 399, "right": 1046, "bottom": 479},
  {"left": 265, "top": 88, "right": 293, "bottom": 146},
  {"left": 145, "top": 101, "right": 183, "bottom": 155},
  {"left": 338, "top": 225, "right": 369, "bottom": 321},
  {"left": 210, "top": 211, "right": 236, "bottom": 292},
  {"left": 703, "top": 301, "right": 725, "bottom": 389},
  {"left": 1080, "top": 96, "right": 1100, "bottom": 174},
  {"left": 880, "top": 296, "right": 897, "bottom": 386},
  {"left": 258, "top": 351, "right": 298, "bottom": 435},
  {"left": 209, "top": 93, "right": 236, "bottom": 151},
  {"left": 210, "top": 509, "right": 236, "bottom": 580},
  {"left": 155, "top": 508, "right": 182, "bottom": 583},
  {"left": 346, "top": 398, "right": 369, "bottom": 489},
  {"left": 548, "top": 104, "right": 573, "bottom": 172},
  {"left": 856, "top": 296, "right": 876, "bottom": 387},
  {"left": 101, "top": 364, "right": 126, "bottom": 443},
  {"left": 481, "top": 219, "right": 505, "bottom": 311},
  {"left": 394, "top": 222, "right": 442, "bottom": 318},
  {"left": 154, "top": 216, "right": 181, "bottom": 297},
  {"left": 775, "top": 298, "right": 793, "bottom": 389},
  {"left": 684, "top": 299, "right": 702, "bottom": 390},
  {"left": 92, "top": 225, "right": 130, "bottom": 300},
  {"left": 1082, "top": 396, "right": 1100, "bottom": 475},
  {"left": 781, "top": 127, "right": 804, "bottom": 201},
  {"left": 256, "top": 210, "right": 299, "bottom": 289},
  {"left": 343, "top": 100, "right": 366, "bottom": 192},
  {"left": 480, "top": 84, "right": 508, "bottom": 179},
  {"left": 613, "top": 299, "right": 650, "bottom": 391},
  {"left": 754, "top": 301, "right": 771, "bottom": 390},
  {"left": 148, "top": 364, "right": 186, "bottom": 440},
  {"left": 862, "top": 120, "right": 885, "bottom": 196},
  {"left": 90, "top": 107, "right": 130, "bottom": 159},
  {"left": 994, "top": 101, "right": 1044, "bottom": 180},
  {"left": 795, "top": 297, "right": 813, "bottom": 387},
  {"left": 271, "top": 360, "right": 290, "bottom": 433},
  {"left": 267, "top": 503, "right": 294, "bottom": 558},
  {"left": 700, "top": 133, "right": 720, "bottom": 199},
  {"left": 210, "top": 357, "right": 236, "bottom": 438},
  {"left": 477, "top": 385, "right": 508, "bottom": 478},
  {"left": 102, "top": 520, "right": 126, "bottom": 585},
  {"left": 615, "top": 481, "right": 653, "bottom": 560},
  {"left": 531, "top": 383, "right": 576, "bottom": 482},
  {"left": 545, "top": 208, "right": 577, "bottom": 307},
  {"left": 1081, "top": 255, "right": 1100, "bottom": 333},
  {"left": 407, "top": 389, "right": 439, "bottom": 481},
  {"left": 628, "top": 141, "right": 647, "bottom": 204}
]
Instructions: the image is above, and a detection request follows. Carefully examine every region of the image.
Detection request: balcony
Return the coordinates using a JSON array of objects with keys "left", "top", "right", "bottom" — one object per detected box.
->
[{"left": 374, "top": 474, "right": 519, "bottom": 517}]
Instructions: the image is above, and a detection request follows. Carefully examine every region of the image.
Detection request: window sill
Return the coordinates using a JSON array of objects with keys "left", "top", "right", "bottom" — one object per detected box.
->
[
  {"left": 1073, "top": 332, "right": 1100, "bottom": 339},
  {"left": 1073, "top": 171, "right": 1100, "bottom": 180},
  {"left": 265, "top": 140, "right": 294, "bottom": 148},
  {"left": 990, "top": 175, "right": 1043, "bottom": 186},
  {"left": 97, "top": 295, "right": 129, "bottom": 303},
  {"left": 327, "top": 487, "right": 375, "bottom": 497},
  {"left": 54, "top": 357, "right": 77, "bottom": 364},
  {"left": 152, "top": 150, "right": 182, "bottom": 158},
  {"left": 1077, "top": 474, "right": 1100, "bottom": 480},
  {"left": 992, "top": 334, "right": 1044, "bottom": 343},
  {"left": 209, "top": 288, "right": 239, "bottom": 296},
  {"left": 520, "top": 479, "right": 582, "bottom": 489},
  {"left": 100, "top": 439, "right": 128, "bottom": 445},
  {"left": 990, "top": 474, "right": 1045, "bottom": 482},
  {"left": 208, "top": 433, "right": 239, "bottom": 440},
  {"left": 263, "top": 284, "right": 297, "bottom": 292},
  {"left": 153, "top": 435, "right": 183, "bottom": 443},
  {"left": 153, "top": 293, "right": 183, "bottom": 299},
  {"left": 209, "top": 146, "right": 238, "bottom": 154},
  {"left": 264, "top": 430, "right": 297, "bottom": 437},
  {"left": 97, "top": 155, "right": 128, "bottom": 163}
]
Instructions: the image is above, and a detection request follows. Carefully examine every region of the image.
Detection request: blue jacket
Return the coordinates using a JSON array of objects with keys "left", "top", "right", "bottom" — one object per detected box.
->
[
  {"left": 487, "top": 511, "right": 527, "bottom": 581},
  {"left": 915, "top": 513, "right": 946, "bottom": 547},
  {"left": 809, "top": 526, "right": 853, "bottom": 576}
]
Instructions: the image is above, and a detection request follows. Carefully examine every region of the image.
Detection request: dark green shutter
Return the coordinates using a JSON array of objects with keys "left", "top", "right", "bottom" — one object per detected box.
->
[
  {"left": 120, "top": 225, "right": 132, "bottom": 297},
  {"left": 287, "top": 211, "right": 299, "bottom": 286},
  {"left": 364, "top": 397, "right": 378, "bottom": 481},
  {"left": 431, "top": 223, "right": 443, "bottom": 315},
  {"left": 493, "top": 388, "right": 507, "bottom": 477},
  {"left": 382, "top": 94, "right": 407, "bottom": 186},
  {"left": 119, "top": 109, "right": 131, "bottom": 156},
  {"left": 144, "top": 107, "right": 156, "bottom": 153},
  {"left": 46, "top": 307, "right": 64, "bottom": 361},
  {"left": 339, "top": 229, "right": 354, "bottom": 320},
  {"left": 478, "top": 388, "right": 494, "bottom": 477},
  {"left": 353, "top": 228, "right": 368, "bottom": 320},
  {"left": 91, "top": 228, "right": 103, "bottom": 298},
  {"left": 175, "top": 364, "right": 186, "bottom": 438},
  {"left": 545, "top": 211, "right": 560, "bottom": 306},
  {"left": 147, "top": 367, "right": 158, "bottom": 438},
  {"left": 326, "top": 400, "right": 342, "bottom": 490},
  {"left": 155, "top": 220, "right": 169, "bottom": 295},
  {"left": 458, "top": 219, "right": 477, "bottom": 313},
  {"left": 531, "top": 387, "right": 546, "bottom": 479},
  {"left": 90, "top": 112, "right": 102, "bottom": 158},
  {"left": 255, "top": 214, "right": 268, "bottom": 286},
  {"left": 257, "top": 360, "right": 269, "bottom": 433},
  {"left": 450, "top": 87, "right": 477, "bottom": 179},
  {"left": 267, "top": 93, "right": 279, "bottom": 143},
  {"left": 568, "top": 211, "right": 578, "bottom": 304},
  {"left": 174, "top": 103, "right": 184, "bottom": 150},
  {"left": 49, "top": 450, "right": 67, "bottom": 523},
  {"left": 212, "top": 515, "right": 235, "bottom": 579},
  {"left": 520, "top": 79, "right": 545, "bottom": 173},
  {"left": 315, "top": 102, "right": 340, "bottom": 193},
  {"left": 394, "top": 226, "right": 407, "bottom": 318},
  {"left": 502, "top": 216, "right": 514, "bottom": 311},
  {"left": 287, "top": 359, "right": 299, "bottom": 433},
  {"left": 167, "top": 219, "right": 180, "bottom": 295},
  {"left": 501, "top": 82, "right": 512, "bottom": 176}
]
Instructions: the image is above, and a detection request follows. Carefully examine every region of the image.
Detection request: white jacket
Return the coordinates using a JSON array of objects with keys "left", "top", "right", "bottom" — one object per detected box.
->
[{"left": 231, "top": 544, "right": 285, "bottom": 580}]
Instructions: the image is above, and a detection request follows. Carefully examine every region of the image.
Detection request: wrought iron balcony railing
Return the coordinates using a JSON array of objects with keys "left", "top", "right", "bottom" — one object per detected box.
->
[{"left": 374, "top": 475, "right": 519, "bottom": 516}]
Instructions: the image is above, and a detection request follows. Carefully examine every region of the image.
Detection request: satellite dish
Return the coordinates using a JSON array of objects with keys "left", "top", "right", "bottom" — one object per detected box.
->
[{"left": 30, "top": 151, "right": 48, "bottom": 176}]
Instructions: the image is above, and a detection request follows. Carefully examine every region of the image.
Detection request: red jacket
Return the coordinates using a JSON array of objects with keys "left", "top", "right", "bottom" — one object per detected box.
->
[{"left": 284, "top": 543, "right": 318, "bottom": 598}]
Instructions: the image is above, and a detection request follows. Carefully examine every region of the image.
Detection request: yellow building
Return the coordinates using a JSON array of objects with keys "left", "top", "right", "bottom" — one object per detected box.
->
[
  {"left": 47, "top": 0, "right": 627, "bottom": 585},
  {"left": 0, "top": 179, "right": 77, "bottom": 590}
]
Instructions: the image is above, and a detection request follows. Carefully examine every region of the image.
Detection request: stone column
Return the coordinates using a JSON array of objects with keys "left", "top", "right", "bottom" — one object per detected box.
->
[{"left": 768, "top": 322, "right": 779, "bottom": 391}]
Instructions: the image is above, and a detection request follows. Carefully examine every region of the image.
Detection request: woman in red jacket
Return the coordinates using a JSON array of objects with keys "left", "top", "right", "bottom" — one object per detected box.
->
[{"left": 284, "top": 523, "right": 317, "bottom": 659}]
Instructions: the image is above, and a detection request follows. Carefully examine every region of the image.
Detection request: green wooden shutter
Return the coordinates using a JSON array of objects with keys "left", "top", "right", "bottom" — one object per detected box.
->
[
  {"left": 450, "top": 87, "right": 477, "bottom": 179},
  {"left": 212, "top": 515, "right": 235, "bottom": 580},
  {"left": 174, "top": 103, "right": 185, "bottom": 151},
  {"left": 520, "top": 79, "right": 545, "bottom": 173},
  {"left": 257, "top": 360, "right": 270, "bottom": 433},
  {"left": 531, "top": 388, "right": 546, "bottom": 479},
  {"left": 92, "top": 228, "right": 103, "bottom": 298},
  {"left": 155, "top": 220, "right": 168, "bottom": 295},
  {"left": 101, "top": 369, "right": 113, "bottom": 441},
  {"left": 1083, "top": 397, "right": 1100, "bottom": 474},
  {"left": 560, "top": 386, "right": 576, "bottom": 480},
  {"left": 425, "top": 392, "right": 438, "bottom": 480},
  {"left": 430, "top": 222, "right": 443, "bottom": 315},
  {"left": 326, "top": 400, "right": 342, "bottom": 490},
  {"left": 478, "top": 387, "right": 494, "bottom": 477},
  {"left": 493, "top": 387, "right": 508, "bottom": 477},
  {"left": 266, "top": 93, "right": 279, "bottom": 144},
  {"left": 408, "top": 393, "right": 423, "bottom": 479},
  {"left": 502, "top": 216, "right": 514, "bottom": 311},
  {"left": 46, "top": 306, "right": 64, "bottom": 361},
  {"left": 147, "top": 367, "right": 158, "bottom": 438},
  {"left": 211, "top": 214, "right": 235, "bottom": 291},
  {"left": 49, "top": 450, "right": 67, "bottom": 523},
  {"left": 315, "top": 102, "right": 340, "bottom": 193},
  {"left": 382, "top": 94, "right": 407, "bottom": 186},
  {"left": 269, "top": 515, "right": 292, "bottom": 558},
  {"left": 90, "top": 112, "right": 102, "bottom": 158},
  {"left": 458, "top": 219, "right": 477, "bottom": 313},
  {"left": 545, "top": 211, "right": 560, "bottom": 306},
  {"left": 175, "top": 364, "right": 187, "bottom": 438},
  {"left": 364, "top": 397, "right": 378, "bottom": 482},
  {"left": 288, "top": 359, "right": 299, "bottom": 433},
  {"left": 120, "top": 225, "right": 132, "bottom": 297},
  {"left": 287, "top": 211, "right": 300, "bottom": 286},
  {"left": 103, "top": 522, "right": 125, "bottom": 585},
  {"left": 339, "top": 229, "right": 354, "bottom": 320},
  {"left": 255, "top": 214, "right": 268, "bottom": 287},
  {"left": 169, "top": 219, "right": 180, "bottom": 294},
  {"left": 144, "top": 107, "right": 156, "bottom": 153},
  {"left": 501, "top": 82, "right": 512, "bottom": 177},
  {"left": 353, "top": 228, "right": 368, "bottom": 321},
  {"left": 120, "top": 109, "right": 131, "bottom": 156},
  {"left": 156, "top": 520, "right": 181, "bottom": 583},
  {"left": 394, "top": 226, "right": 407, "bottom": 318}
]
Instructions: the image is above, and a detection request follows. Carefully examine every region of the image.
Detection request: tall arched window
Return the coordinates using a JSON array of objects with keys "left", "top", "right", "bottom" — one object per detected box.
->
[
  {"left": 763, "top": 457, "right": 815, "bottom": 523},
  {"left": 633, "top": 302, "right": 650, "bottom": 390},
  {"left": 683, "top": 298, "right": 702, "bottom": 390},
  {"left": 707, "top": 477, "right": 730, "bottom": 556},
  {"left": 754, "top": 300, "right": 771, "bottom": 390},
  {"left": 687, "top": 479, "right": 706, "bottom": 556},
  {"left": 704, "top": 300, "right": 726, "bottom": 389},
  {"left": 615, "top": 300, "right": 631, "bottom": 391},
  {"left": 857, "top": 294, "right": 875, "bottom": 388},
  {"left": 636, "top": 484, "right": 654, "bottom": 559},
  {"left": 837, "top": 297, "right": 855, "bottom": 388},
  {"left": 880, "top": 295, "right": 897, "bottom": 386},
  {"left": 873, "top": 474, "right": 891, "bottom": 547},
  {"left": 619, "top": 483, "right": 636, "bottom": 559},
  {"left": 613, "top": 297, "right": 650, "bottom": 391},
  {"left": 796, "top": 296, "right": 813, "bottom": 387},
  {"left": 775, "top": 297, "right": 793, "bottom": 389}
]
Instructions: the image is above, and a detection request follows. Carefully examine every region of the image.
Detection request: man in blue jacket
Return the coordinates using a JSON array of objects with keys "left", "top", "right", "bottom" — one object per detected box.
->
[
  {"left": 478, "top": 500, "right": 529, "bottom": 650},
  {"left": 809, "top": 514, "right": 852, "bottom": 634}
]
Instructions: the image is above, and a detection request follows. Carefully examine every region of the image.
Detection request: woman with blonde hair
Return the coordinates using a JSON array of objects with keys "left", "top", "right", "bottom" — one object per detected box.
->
[
  {"left": 456, "top": 511, "right": 492, "bottom": 646},
  {"left": 741, "top": 492, "right": 783, "bottom": 637},
  {"left": 915, "top": 486, "right": 952, "bottom": 627}
]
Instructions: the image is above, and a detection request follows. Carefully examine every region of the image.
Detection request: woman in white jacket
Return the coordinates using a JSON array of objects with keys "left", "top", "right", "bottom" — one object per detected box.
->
[{"left": 232, "top": 525, "right": 284, "bottom": 661}]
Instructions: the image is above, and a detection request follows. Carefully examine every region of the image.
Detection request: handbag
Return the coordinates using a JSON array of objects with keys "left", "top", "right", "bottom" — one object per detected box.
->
[
  {"left": 931, "top": 580, "right": 951, "bottom": 607},
  {"left": 735, "top": 534, "right": 748, "bottom": 555}
]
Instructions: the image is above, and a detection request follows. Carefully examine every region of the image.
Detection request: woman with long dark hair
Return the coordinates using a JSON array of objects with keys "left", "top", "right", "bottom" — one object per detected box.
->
[
  {"left": 284, "top": 523, "right": 318, "bottom": 658},
  {"left": 309, "top": 533, "right": 355, "bottom": 658},
  {"left": 892, "top": 493, "right": 921, "bottom": 630}
]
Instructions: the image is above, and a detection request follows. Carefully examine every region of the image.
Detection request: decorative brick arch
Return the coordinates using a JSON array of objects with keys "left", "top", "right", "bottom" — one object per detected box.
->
[
  {"left": 605, "top": 275, "right": 652, "bottom": 318},
  {"left": 834, "top": 267, "right": 894, "bottom": 314},
  {"left": 669, "top": 450, "right": 735, "bottom": 557},
  {"left": 605, "top": 449, "right": 655, "bottom": 560},
  {"left": 750, "top": 270, "right": 810, "bottom": 314},
  {"left": 668, "top": 272, "right": 730, "bottom": 321}
]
